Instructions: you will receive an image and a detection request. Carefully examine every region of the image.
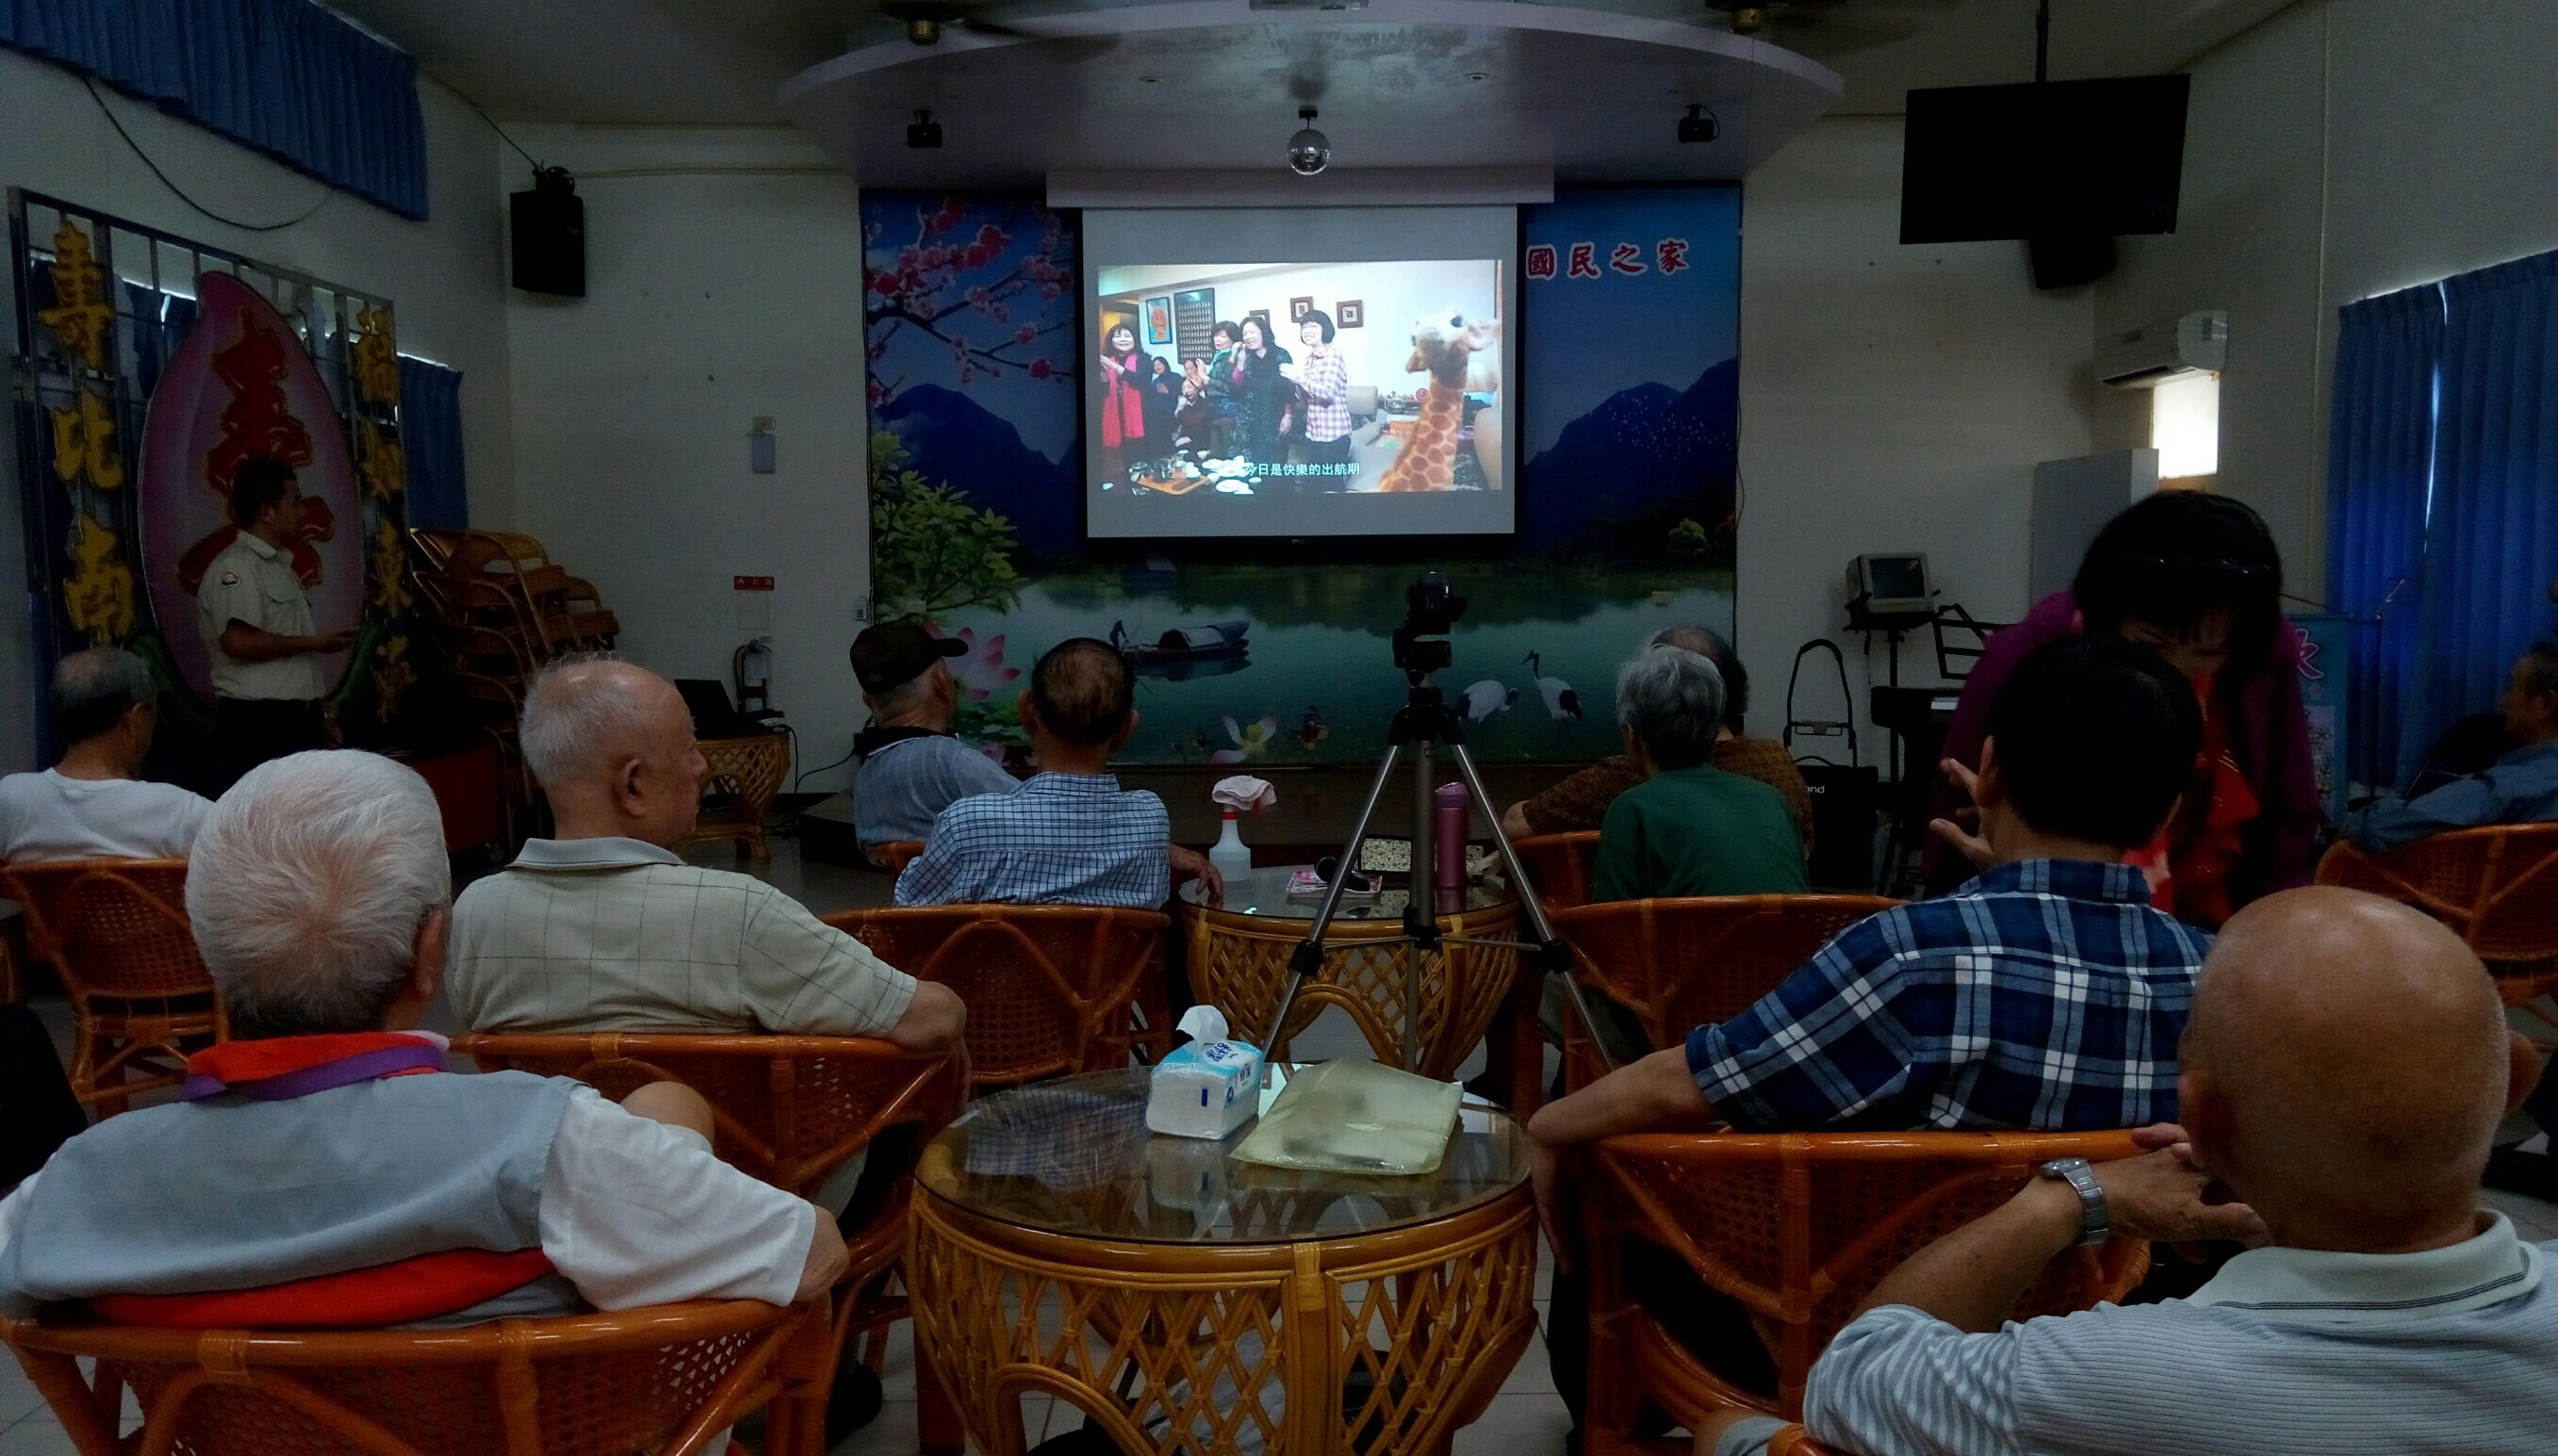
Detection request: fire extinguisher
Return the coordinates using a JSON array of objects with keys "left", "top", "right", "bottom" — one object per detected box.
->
[{"left": 733, "top": 637, "right": 775, "bottom": 719}]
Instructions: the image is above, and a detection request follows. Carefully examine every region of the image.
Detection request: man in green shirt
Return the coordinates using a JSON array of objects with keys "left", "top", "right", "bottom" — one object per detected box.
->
[{"left": 1592, "top": 644, "right": 1809, "bottom": 902}]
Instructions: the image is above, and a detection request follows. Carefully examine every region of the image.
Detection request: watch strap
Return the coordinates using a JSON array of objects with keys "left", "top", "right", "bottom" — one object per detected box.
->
[{"left": 2039, "top": 1156, "right": 2110, "bottom": 1248}]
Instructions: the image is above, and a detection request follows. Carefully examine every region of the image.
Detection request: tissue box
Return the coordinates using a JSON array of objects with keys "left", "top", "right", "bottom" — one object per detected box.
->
[{"left": 1145, "top": 1036, "right": 1264, "bottom": 1140}]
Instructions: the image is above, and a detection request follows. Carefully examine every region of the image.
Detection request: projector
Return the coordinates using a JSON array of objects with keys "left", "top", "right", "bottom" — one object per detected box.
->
[
  {"left": 906, "top": 110, "right": 943, "bottom": 149},
  {"left": 1678, "top": 105, "right": 1718, "bottom": 144}
]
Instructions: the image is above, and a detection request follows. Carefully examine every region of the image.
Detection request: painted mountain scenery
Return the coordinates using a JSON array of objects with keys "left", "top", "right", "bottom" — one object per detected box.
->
[{"left": 861, "top": 188, "right": 1743, "bottom": 765}]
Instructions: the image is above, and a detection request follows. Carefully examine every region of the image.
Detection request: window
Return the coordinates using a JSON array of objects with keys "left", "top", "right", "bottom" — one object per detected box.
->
[{"left": 2151, "top": 370, "right": 2220, "bottom": 481}]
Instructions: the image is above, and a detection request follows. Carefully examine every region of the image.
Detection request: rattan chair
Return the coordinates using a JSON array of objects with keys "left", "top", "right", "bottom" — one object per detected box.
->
[
  {"left": 1550, "top": 894, "right": 1898, "bottom": 1090},
  {"left": 451, "top": 1033, "right": 971, "bottom": 1456},
  {"left": 5, "top": 1297, "right": 827, "bottom": 1456},
  {"left": 680, "top": 733, "right": 792, "bottom": 864},
  {"left": 870, "top": 840, "right": 925, "bottom": 876},
  {"left": 2315, "top": 825, "right": 2558, "bottom": 1002},
  {"left": 1582, "top": 1129, "right": 2152, "bottom": 1445},
  {"left": 821, "top": 906, "right": 1168, "bottom": 1089},
  {"left": 1512, "top": 831, "right": 1600, "bottom": 909},
  {"left": 2, "top": 859, "right": 222, "bottom": 1114}
]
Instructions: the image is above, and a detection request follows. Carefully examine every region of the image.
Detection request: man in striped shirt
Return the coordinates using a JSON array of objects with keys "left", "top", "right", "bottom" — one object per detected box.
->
[{"left": 1711, "top": 887, "right": 2556, "bottom": 1456}]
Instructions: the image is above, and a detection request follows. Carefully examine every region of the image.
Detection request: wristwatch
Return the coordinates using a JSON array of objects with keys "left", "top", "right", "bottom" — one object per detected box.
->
[{"left": 2037, "top": 1156, "right": 2111, "bottom": 1248}]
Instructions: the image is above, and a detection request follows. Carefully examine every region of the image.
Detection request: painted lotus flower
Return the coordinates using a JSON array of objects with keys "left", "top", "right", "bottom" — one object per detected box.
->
[
  {"left": 1210, "top": 714, "right": 1281, "bottom": 764},
  {"left": 934, "top": 624, "right": 1021, "bottom": 702}
]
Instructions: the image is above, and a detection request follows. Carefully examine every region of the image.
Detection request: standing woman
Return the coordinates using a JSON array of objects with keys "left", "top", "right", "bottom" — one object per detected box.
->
[
  {"left": 1142, "top": 355, "right": 1184, "bottom": 449},
  {"left": 1202, "top": 321, "right": 1243, "bottom": 457},
  {"left": 1098, "top": 323, "right": 1150, "bottom": 483},
  {"left": 1291, "top": 309, "right": 1353, "bottom": 488},
  {"left": 1927, "top": 492, "right": 2320, "bottom": 924},
  {"left": 1227, "top": 317, "right": 1292, "bottom": 469}
]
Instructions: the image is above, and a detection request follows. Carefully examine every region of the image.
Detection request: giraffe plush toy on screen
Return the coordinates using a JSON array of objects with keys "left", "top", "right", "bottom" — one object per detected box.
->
[{"left": 1375, "top": 313, "right": 1500, "bottom": 493}]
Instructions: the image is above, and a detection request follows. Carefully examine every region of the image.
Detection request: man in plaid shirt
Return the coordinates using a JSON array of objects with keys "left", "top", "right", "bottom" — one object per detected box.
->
[
  {"left": 1532, "top": 636, "right": 2212, "bottom": 1431},
  {"left": 896, "top": 639, "right": 1216, "bottom": 908}
]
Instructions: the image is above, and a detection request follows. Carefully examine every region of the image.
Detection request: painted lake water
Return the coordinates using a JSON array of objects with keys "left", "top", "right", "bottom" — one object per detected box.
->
[{"left": 944, "top": 561, "right": 1736, "bottom": 766}]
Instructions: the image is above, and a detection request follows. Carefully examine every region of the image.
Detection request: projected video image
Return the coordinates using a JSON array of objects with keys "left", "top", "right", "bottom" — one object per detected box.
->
[{"left": 1090, "top": 259, "right": 1504, "bottom": 512}]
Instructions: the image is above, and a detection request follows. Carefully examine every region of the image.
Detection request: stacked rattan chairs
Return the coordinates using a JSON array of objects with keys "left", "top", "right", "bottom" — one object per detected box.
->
[
  {"left": 821, "top": 907, "right": 1170, "bottom": 1088},
  {"left": 0, "top": 858, "right": 222, "bottom": 1114},
  {"left": 1550, "top": 894, "right": 1900, "bottom": 1091},
  {"left": 451, "top": 1032, "right": 972, "bottom": 1456},
  {"left": 1511, "top": 830, "right": 1601, "bottom": 909},
  {"left": 2315, "top": 824, "right": 2558, "bottom": 1004},
  {"left": 1581, "top": 1129, "right": 2154, "bottom": 1452},
  {"left": 5, "top": 1297, "right": 828, "bottom": 1456}
]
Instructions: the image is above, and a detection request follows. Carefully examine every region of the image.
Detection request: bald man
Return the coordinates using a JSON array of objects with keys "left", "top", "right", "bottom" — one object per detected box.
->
[
  {"left": 448, "top": 657, "right": 963, "bottom": 1048},
  {"left": 1704, "top": 887, "right": 2558, "bottom": 1456}
]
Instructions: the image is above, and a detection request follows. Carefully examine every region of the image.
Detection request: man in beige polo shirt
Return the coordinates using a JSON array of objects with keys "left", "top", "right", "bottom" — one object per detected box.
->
[
  {"left": 450, "top": 656, "right": 962, "bottom": 1046},
  {"left": 196, "top": 459, "right": 358, "bottom": 787}
]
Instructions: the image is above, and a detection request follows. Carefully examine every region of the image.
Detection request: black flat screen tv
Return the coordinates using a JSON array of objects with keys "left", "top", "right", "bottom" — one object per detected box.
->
[{"left": 1900, "top": 75, "right": 2190, "bottom": 245}]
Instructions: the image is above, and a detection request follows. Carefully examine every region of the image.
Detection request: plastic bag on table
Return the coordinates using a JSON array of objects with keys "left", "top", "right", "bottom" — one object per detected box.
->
[{"left": 1227, "top": 1057, "right": 1463, "bottom": 1177}]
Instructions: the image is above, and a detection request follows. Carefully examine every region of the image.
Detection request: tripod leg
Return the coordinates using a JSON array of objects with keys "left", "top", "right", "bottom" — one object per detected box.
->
[
  {"left": 1404, "top": 739, "right": 1434, "bottom": 1071},
  {"left": 1262, "top": 743, "right": 1405, "bottom": 1056},
  {"left": 1445, "top": 743, "right": 1622, "bottom": 1075}
]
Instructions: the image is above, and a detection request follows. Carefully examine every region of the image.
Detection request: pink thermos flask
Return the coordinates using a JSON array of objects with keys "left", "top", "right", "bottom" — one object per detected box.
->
[{"left": 1435, "top": 782, "right": 1468, "bottom": 896}]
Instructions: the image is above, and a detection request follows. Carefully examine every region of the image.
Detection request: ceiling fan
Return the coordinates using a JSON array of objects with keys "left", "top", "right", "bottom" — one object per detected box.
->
[
  {"left": 1703, "top": 0, "right": 1959, "bottom": 54},
  {"left": 876, "top": 0, "right": 1037, "bottom": 46}
]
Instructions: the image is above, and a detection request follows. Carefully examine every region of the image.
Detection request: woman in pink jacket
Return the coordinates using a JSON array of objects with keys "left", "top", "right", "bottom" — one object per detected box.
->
[{"left": 1927, "top": 492, "right": 2322, "bottom": 924}]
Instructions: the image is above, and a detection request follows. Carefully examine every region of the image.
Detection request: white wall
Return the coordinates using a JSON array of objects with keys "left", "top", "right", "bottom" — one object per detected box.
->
[
  {"left": 2099, "top": 0, "right": 2558, "bottom": 588},
  {"left": 503, "top": 128, "right": 874, "bottom": 792},
  {"left": 1737, "top": 117, "right": 2097, "bottom": 746},
  {"left": 0, "top": 51, "right": 514, "bottom": 773}
]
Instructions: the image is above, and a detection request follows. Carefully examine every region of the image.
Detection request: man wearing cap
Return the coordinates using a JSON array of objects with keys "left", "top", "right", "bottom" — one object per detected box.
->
[{"left": 849, "top": 619, "right": 1019, "bottom": 856}]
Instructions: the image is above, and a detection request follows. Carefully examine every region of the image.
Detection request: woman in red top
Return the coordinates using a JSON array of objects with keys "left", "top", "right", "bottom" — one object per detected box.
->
[
  {"left": 1927, "top": 492, "right": 2322, "bottom": 924},
  {"left": 1098, "top": 323, "right": 1150, "bottom": 484}
]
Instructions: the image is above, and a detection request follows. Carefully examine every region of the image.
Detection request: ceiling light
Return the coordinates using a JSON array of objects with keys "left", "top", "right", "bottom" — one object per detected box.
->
[
  {"left": 1464, "top": 72, "right": 1489, "bottom": 82},
  {"left": 907, "top": 109, "right": 943, "bottom": 149},
  {"left": 1678, "top": 103, "right": 1718, "bottom": 144},
  {"left": 1287, "top": 107, "right": 1331, "bottom": 176}
]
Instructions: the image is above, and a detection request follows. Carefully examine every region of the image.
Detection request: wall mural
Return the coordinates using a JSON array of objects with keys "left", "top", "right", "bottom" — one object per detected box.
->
[
  {"left": 10, "top": 191, "right": 416, "bottom": 781},
  {"left": 860, "top": 186, "right": 1741, "bottom": 765}
]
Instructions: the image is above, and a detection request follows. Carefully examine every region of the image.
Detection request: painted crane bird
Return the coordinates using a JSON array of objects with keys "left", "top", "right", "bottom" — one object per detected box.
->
[
  {"left": 1524, "top": 652, "right": 1582, "bottom": 720},
  {"left": 1458, "top": 679, "right": 1518, "bottom": 722}
]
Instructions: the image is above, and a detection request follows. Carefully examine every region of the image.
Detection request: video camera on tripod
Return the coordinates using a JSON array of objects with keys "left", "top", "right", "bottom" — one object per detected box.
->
[{"left": 1257, "top": 572, "right": 1616, "bottom": 1083}]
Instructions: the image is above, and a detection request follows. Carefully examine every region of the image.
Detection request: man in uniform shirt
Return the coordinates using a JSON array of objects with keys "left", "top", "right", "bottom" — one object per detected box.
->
[{"left": 195, "top": 458, "right": 357, "bottom": 784}]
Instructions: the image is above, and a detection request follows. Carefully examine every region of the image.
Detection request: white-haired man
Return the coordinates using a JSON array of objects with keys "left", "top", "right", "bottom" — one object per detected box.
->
[
  {"left": 0, "top": 647, "right": 210, "bottom": 862},
  {"left": 0, "top": 751, "right": 846, "bottom": 1326},
  {"left": 448, "top": 657, "right": 963, "bottom": 1048}
]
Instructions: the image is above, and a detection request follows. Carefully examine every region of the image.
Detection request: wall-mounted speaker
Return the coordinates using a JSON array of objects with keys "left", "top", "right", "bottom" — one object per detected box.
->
[{"left": 511, "top": 167, "right": 585, "bottom": 298}]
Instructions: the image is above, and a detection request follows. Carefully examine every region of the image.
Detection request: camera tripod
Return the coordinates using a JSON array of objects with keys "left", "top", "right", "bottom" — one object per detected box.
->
[{"left": 1257, "top": 670, "right": 1625, "bottom": 1085}]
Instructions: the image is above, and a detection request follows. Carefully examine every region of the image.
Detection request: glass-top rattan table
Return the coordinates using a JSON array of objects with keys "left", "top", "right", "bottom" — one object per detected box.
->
[
  {"left": 908, "top": 1067, "right": 1537, "bottom": 1455},
  {"left": 1176, "top": 865, "right": 1523, "bottom": 1081}
]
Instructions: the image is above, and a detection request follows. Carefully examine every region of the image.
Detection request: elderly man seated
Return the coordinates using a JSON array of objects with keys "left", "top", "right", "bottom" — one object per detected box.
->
[
  {"left": 1590, "top": 642, "right": 1809, "bottom": 902},
  {"left": 848, "top": 617, "right": 1017, "bottom": 855},
  {"left": 1501, "top": 626, "right": 1811, "bottom": 855},
  {"left": 1533, "top": 637, "right": 2213, "bottom": 1436},
  {"left": 1712, "top": 887, "right": 2558, "bottom": 1456},
  {"left": 0, "top": 751, "right": 845, "bottom": 1327},
  {"left": 2344, "top": 640, "right": 2558, "bottom": 852},
  {"left": 895, "top": 637, "right": 1217, "bottom": 907},
  {"left": 0, "top": 647, "right": 210, "bottom": 862},
  {"left": 449, "top": 656, "right": 963, "bottom": 1047}
]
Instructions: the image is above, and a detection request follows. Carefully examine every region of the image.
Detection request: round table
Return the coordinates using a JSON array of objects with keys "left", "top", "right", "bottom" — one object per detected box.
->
[
  {"left": 909, "top": 1067, "right": 1537, "bottom": 1456},
  {"left": 1177, "top": 866, "right": 1521, "bottom": 1080}
]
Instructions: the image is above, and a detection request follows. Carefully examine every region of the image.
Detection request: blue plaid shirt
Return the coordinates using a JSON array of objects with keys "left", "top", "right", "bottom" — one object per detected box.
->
[
  {"left": 894, "top": 772, "right": 1172, "bottom": 908},
  {"left": 1684, "top": 859, "right": 2208, "bottom": 1133}
]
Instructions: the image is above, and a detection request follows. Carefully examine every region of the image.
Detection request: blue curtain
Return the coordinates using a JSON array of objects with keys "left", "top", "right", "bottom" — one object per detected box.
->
[
  {"left": 399, "top": 354, "right": 467, "bottom": 528},
  {"left": 2325, "top": 283, "right": 2443, "bottom": 790},
  {"left": 0, "top": 0, "right": 430, "bottom": 220},
  {"left": 2409, "top": 251, "right": 2558, "bottom": 782}
]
